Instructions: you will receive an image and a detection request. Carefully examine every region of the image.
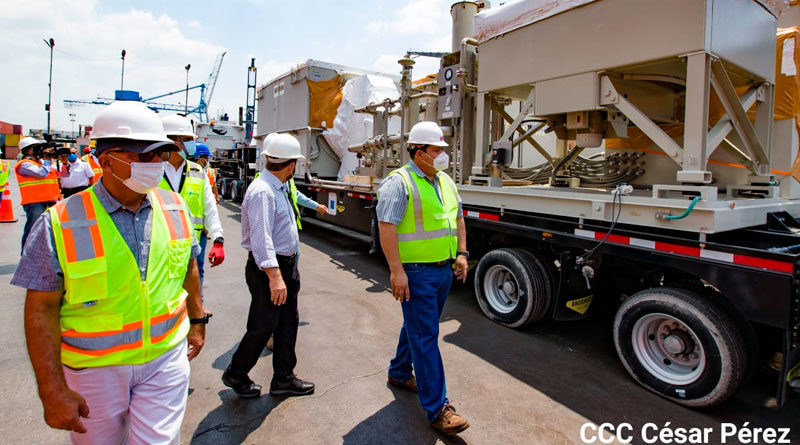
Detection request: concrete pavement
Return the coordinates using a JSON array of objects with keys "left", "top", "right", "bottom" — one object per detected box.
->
[{"left": 0, "top": 169, "right": 798, "bottom": 444}]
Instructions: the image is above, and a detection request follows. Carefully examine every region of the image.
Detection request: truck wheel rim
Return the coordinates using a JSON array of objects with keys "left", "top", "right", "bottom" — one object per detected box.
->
[
  {"left": 631, "top": 313, "right": 706, "bottom": 385},
  {"left": 483, "top": 265, "right": 520, "bottom": 314}
]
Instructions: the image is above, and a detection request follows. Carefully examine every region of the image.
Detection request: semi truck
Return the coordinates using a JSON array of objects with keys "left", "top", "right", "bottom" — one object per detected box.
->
[{"left": 251, "top": 0, "right": 800, "bottom": 408}]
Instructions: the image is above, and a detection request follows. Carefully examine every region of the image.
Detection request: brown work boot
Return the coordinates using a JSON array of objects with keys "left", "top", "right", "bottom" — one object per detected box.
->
[
  {"left": 431, "top": 403, "right": 469, "bottom": 435},
  {"left": 387, "top": 374, "right": 418, "bottom": 393}
]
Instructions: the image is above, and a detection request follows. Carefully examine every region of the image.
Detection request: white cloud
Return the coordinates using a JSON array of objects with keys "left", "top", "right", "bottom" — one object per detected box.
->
[
  {"left": 366, "top": 0, "right": 452, "bottom": 36},
  {"left": 0, "top": 0, "right": 224, "bottom": 133}
]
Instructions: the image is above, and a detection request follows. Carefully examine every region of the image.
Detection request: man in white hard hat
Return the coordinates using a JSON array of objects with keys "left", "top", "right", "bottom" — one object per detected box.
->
[
  {"left": 257, "top": 133, "right": 327, "bottom": 352},
  {"left": 222, "top": 132, "right": 315, "bottom": 398},
  {"left": 15, "top": 136, "right": 62, "bottom": 252},
  {"left": 376, "top": 121, "right": 469, "bottom": 435},
  {"left": 11, "top": 100, "right": 207, "bottom": 444},
  {"left": 160, "top": 114, "right": 225, "bottom": 294}
]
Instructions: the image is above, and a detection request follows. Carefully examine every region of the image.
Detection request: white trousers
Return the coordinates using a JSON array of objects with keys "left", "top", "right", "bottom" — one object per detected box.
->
[{"left": 63, "top": 341, "right": 190, "bottom": 445}]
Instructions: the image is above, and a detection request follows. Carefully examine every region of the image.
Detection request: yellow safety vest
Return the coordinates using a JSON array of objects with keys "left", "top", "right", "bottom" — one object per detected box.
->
[
  {"left": 0, "top": 160, "right": 9, "bottom": 191},
  {"left": 49, "top": 187, "right": 193, "bottom": 368},
  {"left": 387, "top": 165, "right": 459, "bottom": 263},
  {"left": 288, "top": 178, "right": 302, "bottom": 230},
  {"left": 159, "top": 160, "right": 205, "bottom": 235}
]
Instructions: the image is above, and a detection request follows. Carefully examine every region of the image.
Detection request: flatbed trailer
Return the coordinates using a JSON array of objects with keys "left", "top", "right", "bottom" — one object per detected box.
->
[
  {"left": 296, "top": 179, "right": 800, "bottom": 407},
  {"left": 252, "top": 0, "right": 800, "bottom": 409}
]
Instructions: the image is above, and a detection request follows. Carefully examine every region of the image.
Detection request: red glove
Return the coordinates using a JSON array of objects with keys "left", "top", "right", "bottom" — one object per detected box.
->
[{"left": 208, "top": 241, "right": 225, "bottom": 266}]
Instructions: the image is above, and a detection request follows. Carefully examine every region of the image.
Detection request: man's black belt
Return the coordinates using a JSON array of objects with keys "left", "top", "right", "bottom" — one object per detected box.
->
[
  {"left": 405, "top": 259, "right": 451, "bottom": 267},
  {"left": 248, "top": 251, "right": 297, "bottom": 264}
]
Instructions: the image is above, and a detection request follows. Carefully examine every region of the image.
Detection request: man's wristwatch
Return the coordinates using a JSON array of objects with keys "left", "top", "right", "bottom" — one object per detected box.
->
[
  {"left": 456, "top": 250, "right": 470, "bottom": 259},
  {"left": 189, "top": 313, "right": 212, "bottom": 325},
  {"left": 213, "top": 237, "right": 224, "bottom": 244}
]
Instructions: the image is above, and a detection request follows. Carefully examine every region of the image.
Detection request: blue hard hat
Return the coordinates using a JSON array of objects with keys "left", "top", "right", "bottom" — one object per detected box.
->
[{"left": 195, "top": 142, "right": 211, "bottom": 157}]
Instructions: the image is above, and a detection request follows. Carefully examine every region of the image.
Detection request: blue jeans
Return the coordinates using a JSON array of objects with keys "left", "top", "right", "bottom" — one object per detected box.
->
[
  {"left": 388, "top": 262, "right": 453, "bottom": 422},
  {"left": 21, "top": 201, "right": 54, "bottom": 254},
  {"left": 197, "top": 231, "right": 207, "bottom": 295}
]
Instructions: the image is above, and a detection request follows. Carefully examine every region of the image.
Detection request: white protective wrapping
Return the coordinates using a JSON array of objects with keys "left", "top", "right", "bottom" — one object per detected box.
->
[
  {"left": 473, "top": 0, "right": 789, "bottom": 44},
  {"left": 323, "top": 74, "right": 400, "bottom": 180},
  {"left": 473, "top": 0, "right": 598, "bottom": 43}
]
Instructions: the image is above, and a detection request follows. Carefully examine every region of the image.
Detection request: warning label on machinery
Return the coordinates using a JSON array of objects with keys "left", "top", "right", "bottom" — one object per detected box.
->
[{"left": 566, "top": 295, "right": 593, "bottom": 315}]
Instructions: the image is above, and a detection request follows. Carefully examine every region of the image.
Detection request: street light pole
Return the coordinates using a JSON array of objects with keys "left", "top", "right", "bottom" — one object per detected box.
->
[
  {"left": 184, "top": 64, "right": 191, "bottom": 115},
  {"left": 120, "top": 49, "right": 126, "bottom": 90},
  {"left": 44, "top": 37, "right": 55, "bottom": 134}
]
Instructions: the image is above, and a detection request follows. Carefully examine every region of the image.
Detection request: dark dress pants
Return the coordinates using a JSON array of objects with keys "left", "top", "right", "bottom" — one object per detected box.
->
[{"left": 228, "top": 252, "right": 300, "bottom": 381}]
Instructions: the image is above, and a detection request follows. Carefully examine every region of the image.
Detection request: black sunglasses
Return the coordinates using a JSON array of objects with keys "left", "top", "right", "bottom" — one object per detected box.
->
[{"left": 105, "top": 149, "right": 170, "bottom": 162}]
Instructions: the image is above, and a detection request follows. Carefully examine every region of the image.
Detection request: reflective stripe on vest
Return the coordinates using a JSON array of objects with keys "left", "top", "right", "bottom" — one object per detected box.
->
[
  {"left": 389, "top": 166, "right": 459, "bottom": 263},
  {"left": 152, "top": 188, "right": 192, "bottom": 240},
  {"left": 150, "top": 300, "right": 187, "bottom": 343},
  {"left": 61, "top": 321, "right": 143, "bottom": 356},
  {"left": 50, "top": 187, "right": 192, "bottom": 367},
  {"left": 54, "top": 191, "right": 105, "bottom": 263},
  {"left": 159, "top": 161, "right": 205, "bottom": 231}
]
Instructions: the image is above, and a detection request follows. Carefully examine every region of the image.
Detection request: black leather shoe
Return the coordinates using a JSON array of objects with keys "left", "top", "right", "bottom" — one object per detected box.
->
[
  {"left": 269, "top": 375, "right": 315, "bottom": 396},
  {"left": 222, "top": 367, "right": 262, "bottom": 398}
]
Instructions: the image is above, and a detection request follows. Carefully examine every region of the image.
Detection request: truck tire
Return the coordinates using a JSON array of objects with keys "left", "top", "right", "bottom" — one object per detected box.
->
[
  {"left": 231, "top": 181, "right": 245, "bottom": 203},
  {"left": 474, "top": 248, "right": 553, "bottom": 328},
  {"left": 221, "top": 179, "right": 233, "bottom": 200},
  {"left": 613, "top": 287, "right": 747, "bottom": 407}
]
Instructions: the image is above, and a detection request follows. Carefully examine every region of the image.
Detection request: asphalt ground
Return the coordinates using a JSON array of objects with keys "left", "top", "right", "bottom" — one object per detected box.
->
[{"left": 0, "top": 167, "right": 798, "bottom": 444}]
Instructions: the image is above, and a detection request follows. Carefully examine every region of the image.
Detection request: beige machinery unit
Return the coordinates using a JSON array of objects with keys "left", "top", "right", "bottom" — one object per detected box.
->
[
  {"left": 446, "top": 0, "right": 799, "bottom": 234},
  {"left": 256, "top": 60, "right": 399, "bottom": 179}
]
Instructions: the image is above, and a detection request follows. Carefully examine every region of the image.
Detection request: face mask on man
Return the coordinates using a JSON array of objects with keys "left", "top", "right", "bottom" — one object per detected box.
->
[
  {"left": 419, "top": 149, "right": 450, "bottom": 172},
  {"left": 109, "top": 154, "right": 164, "bottom": 194}
]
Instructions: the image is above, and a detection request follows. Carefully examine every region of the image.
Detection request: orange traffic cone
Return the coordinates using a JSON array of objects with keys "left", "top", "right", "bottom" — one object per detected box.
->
[{"left": 0, "top": 182, "right": 17, "bottom": 223}]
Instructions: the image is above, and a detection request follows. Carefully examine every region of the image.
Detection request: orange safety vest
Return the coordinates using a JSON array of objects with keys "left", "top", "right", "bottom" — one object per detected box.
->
[
  {"left": 207, "top": 167, "right": 216, "bottom": 188},
  {"left": 82, "top": 154, "right": 103, "bottom": 184},
  {"left": 15, "top": 159, "right": 61, "bottom": 205}
]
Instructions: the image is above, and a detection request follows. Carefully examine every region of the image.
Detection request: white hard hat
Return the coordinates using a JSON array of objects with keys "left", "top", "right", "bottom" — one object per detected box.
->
[
  {"left": 90, "top": 101, "right": 171, "bottom": 143},
  {"left": 161, "top": 114, "right": 196, "bottom": 139},
  {"left": 407, "top": 121, "right": 448, "bottom": 147},
  {"left": 19, "top": 137, "right": 45, "bottom": 151},
  {"left": 260, "top": 133, "right": 278, "bottom": 157},
  {"left": 264, "top": 133, "right": 304, "bottom": 161}
]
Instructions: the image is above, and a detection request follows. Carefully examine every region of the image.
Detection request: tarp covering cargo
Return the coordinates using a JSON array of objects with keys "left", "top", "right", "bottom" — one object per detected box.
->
[
  {"left": 307, "top": 76, "right": 343, "bottom": 129},
  {"left": 474, "top": 0, "right": 789, "bottom": 44},
  {"left": 323, "top": 74, "right": 400, "bottom": 181},
  {"left": 473, "top": 0, "right": 597, "bottom": 43}
]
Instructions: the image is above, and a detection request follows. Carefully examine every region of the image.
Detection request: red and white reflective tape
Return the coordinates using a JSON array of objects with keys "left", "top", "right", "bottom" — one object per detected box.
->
[
  {"left": 463, "top": 210, "right": 500, "bottom": 221},
  {"left": 346, "top": 192, "right": 374, "bottom": 201},
  {"left": 574, "top": 229, "right": 793, "bottom": 274}
]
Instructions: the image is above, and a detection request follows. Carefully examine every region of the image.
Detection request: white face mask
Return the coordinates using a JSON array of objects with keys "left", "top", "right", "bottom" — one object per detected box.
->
[
  {"left": 432, "top": 152, "right": 449, "bottom": 171},
  {"left": 109, "top": 155, "right": 164, "bottom": 194},
  {"left": 421, "top": 149, "right": 449, "bottom": 172}
]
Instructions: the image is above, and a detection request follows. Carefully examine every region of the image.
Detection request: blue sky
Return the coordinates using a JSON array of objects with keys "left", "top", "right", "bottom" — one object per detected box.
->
[{"left": 1, "top": 0, "right": 452, "bottom": 133}]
